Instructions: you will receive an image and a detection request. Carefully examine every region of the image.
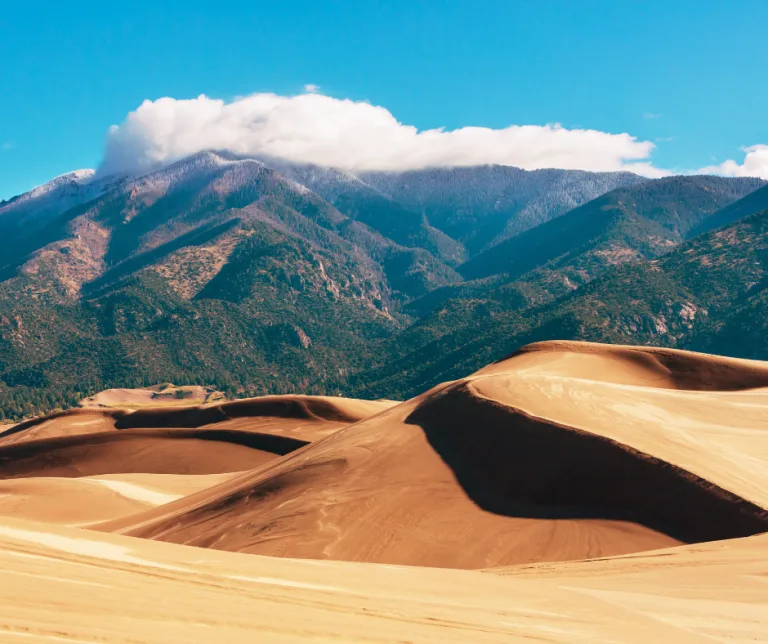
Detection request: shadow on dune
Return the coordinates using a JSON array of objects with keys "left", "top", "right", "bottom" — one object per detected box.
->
[
  {"left": 0, "top": 395, "right": 374, "bottom": 444},
  {"left": 0, "top": 428, "right": 308, "bottom": 479},
  {"left": 406, "top": 382, "right": 768, "bottom": 544},
  {"left": 115, "top": 396, "right": 368, "bottom": 428}
]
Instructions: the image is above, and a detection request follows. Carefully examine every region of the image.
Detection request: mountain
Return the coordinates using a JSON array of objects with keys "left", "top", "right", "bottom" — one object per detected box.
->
[
  {"left": 266, "top": 161, "right": 646, "bottom": 267},
  {"left": 0, "top": 153, "right": 411, "bottom": 418},
  {"left": 0, "top": 153, "right": 764, "bottom": 421},
  {"left": 358, "top": 165, "right": 646, "bottom": 254},
  {"left": 398, "top": 175, "right": 765, "bottom": 323},
  {"left": 267, "top": 161, "right": 467, "bottom": 266},
  {"left": 357, "top": 200, "right": 768, "bottom": 399},
  {"left": 688, "top": 182, "right": 768, "bottom": 238},
  {"left": 459, "top": 175, "right": 766, "bottom": 281},
  {"left": 0, "top": 169, "right": 121, "bottom": 229}
]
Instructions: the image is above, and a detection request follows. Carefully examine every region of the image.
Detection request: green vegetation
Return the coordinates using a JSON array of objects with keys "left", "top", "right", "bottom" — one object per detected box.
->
[
  {"left": 0, "top": 155, "right": 765, "bottom": 421},
  {"left": 357, "top": 207, "right": 768, "bottom": 399}
]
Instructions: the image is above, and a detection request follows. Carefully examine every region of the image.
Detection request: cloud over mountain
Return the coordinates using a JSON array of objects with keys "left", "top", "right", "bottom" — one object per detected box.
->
[
  {"left": 100, "top": 92, "right": 664, "bottom": 177},
  {"left": 699, "top": 145, "right": 768, "bottom": 180}
]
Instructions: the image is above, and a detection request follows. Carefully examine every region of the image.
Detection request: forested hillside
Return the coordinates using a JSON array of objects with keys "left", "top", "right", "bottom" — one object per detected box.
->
[{"left": 0, "top": 153, "right": 764, "bottom": 420}]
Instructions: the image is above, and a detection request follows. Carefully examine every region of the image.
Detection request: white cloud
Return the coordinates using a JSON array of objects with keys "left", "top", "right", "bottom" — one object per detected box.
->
[
  {"left": 303, "top": 84, "right": 320, "bottom": 93},
  {"left": 642, "top": 112, "right": 661, "bottom": 120},
  {"left": 0, "top": 142, "right": 13, "bottom": 151},
  {"left": 99, "top": 92, "right": 662, "bottom": 177},
  {"left": 697, "top": 145, "right": 768, "bottom": 180}
]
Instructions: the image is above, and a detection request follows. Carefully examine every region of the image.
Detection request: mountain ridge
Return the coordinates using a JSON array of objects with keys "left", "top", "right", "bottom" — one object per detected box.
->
[{"left": 0, "top": 153, "right": 765, "bottom": 420}]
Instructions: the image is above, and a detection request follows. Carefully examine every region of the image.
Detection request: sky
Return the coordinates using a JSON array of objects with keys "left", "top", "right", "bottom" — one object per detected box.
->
[{"left": 1, "top": 0, "right": 767, "bottom": 199}]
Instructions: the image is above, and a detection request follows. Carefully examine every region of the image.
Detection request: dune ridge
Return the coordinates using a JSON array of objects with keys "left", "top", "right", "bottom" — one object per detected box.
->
[{"left": 483, "top": 339, "right": 768, "bottom": 390}]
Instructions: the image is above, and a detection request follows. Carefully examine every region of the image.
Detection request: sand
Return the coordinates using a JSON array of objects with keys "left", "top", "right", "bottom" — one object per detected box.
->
[
  {"left": 0, "top": 515, "right": 766, "bottom": 642},
  {"left": 0, "top": 472, "right": 239, "bottom": 526},
  {"left": 94, "top": 342, "right": 768, "bottom": 568},
  {"left": 0, "top": 428, "right": 306, "bottom": 478},
  {"left": 0, "top": 394, "right": 396, "bottom": 446},
  {"left": 2, "top": 341, "right": 768, "bottom": 641},
  {"left": 78, "top": 384, "right": 224, "bottom": 408}
]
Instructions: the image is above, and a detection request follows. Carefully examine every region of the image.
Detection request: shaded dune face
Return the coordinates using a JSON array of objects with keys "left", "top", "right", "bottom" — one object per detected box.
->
[{"left": 100, "top": 398, "right": 688, "bottom": 568}]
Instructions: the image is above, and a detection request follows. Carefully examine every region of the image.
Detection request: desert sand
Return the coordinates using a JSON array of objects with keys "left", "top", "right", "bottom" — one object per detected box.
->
[
  {"left": 1, "top": 342, "right": 767, "bottom": 641},
  {"left": 1, "top": 517, "right": 766, "bottom": 642},
  {"left": 78, "top": 384, "right": 226, "bottom": 408}
]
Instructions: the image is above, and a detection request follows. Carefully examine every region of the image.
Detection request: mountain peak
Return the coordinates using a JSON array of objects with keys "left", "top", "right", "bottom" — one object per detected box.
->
[{"left": 3, "top": 169, "right": 96, "bottom": 207}]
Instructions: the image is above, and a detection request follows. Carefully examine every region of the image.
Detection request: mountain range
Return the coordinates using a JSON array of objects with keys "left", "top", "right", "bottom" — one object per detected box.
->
[{"left": 0, "top": 152, "right": 766, "bottom": 419}]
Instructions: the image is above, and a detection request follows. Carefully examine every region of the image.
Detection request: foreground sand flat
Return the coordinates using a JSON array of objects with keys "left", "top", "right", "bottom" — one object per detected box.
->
[{"left": 0, "top": 516, "right": 766, "bottom": 643}]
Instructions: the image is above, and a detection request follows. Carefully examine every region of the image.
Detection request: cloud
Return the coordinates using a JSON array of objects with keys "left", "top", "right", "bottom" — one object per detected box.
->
[
  {"left": 303, "top": 84, "right": 320, "bottom": 93},
  {"left": 642, "top": 112, "right": 661, "bottom": 120},
  {"left": 0, "top": 142, "right": 13, "bottom": 151},
  {"left": 99, "top": 92, "right": 663, "bottom": 177},
  {"left": 697, "top": 145, "right": 768, "bottom": 180}
]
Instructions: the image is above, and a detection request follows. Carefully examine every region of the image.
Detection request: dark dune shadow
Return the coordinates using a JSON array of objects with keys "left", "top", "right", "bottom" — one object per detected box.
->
[
  {"left": 0, "top": 395, "right": 357, "bottom": 446},
  {"left": 117, "top": 396, "right": 363, "bottom": 429},
  {"left": 0, "top": 428, "right": 308, "bottom": 479},
  {"left": 406, "top": 383, "right": 768, "bottom": 544}
]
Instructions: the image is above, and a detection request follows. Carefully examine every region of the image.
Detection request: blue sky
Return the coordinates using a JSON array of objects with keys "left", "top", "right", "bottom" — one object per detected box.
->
[{"left": 1, "top": 0, "right": 767, "bottom": 199}]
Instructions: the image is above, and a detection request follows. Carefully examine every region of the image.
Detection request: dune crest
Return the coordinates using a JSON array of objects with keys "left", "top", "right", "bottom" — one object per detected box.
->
[{"left": 479, "top": 340, "right": 768, "bottom": 390}]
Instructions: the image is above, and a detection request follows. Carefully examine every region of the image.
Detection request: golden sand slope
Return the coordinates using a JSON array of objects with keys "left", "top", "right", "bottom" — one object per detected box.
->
[
  {"left": 0, "top": 515, "right": 766, "bottom": 643},
  {"left": 0, "top": 395, "right": 393, "bottom": 531},
  {"left": 472, "top": 341, "right": 768, "bottom": 508},
  {"left": 95, "top": 342, "right": 768, "bottom": 569},
  {"left": 0, "top": 472, "right": 239, "bottom": 526}
]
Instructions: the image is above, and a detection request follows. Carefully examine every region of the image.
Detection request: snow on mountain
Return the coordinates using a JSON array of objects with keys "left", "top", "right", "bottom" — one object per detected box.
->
[
  {"left": 263, "top": 160, "right": 384, "bottom": 202},
  {"left": 0, "top": 169, "right": 124, "bottom": 229}
]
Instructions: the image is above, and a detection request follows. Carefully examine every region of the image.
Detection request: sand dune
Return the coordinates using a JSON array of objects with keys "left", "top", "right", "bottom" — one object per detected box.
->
[
  {"left": 0, "top": 428, "right": 307, "bottom": 478},
  {"left": 0, "top": 514, "right": 766, "bottom": 643},
  {"left": 0, "top": 412, "right": 122, "bottom": 446},
  {"left": 470, "top": 341, "right": 768, "bottom": 508},
  {"left": 0, "top": 472, "right": 238, "bottom": 526},
  {"left": 0, "top": 394, "right": 395, "bottom": 446},
  {"left": 79, "top": 384, "right": 225, "bottom": 408},
  {"left": 89, "top": 342, "right": 768, "bottom": 569},
  {"left": 4, "top": 341, "right": 768, "bottom": 640}
]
